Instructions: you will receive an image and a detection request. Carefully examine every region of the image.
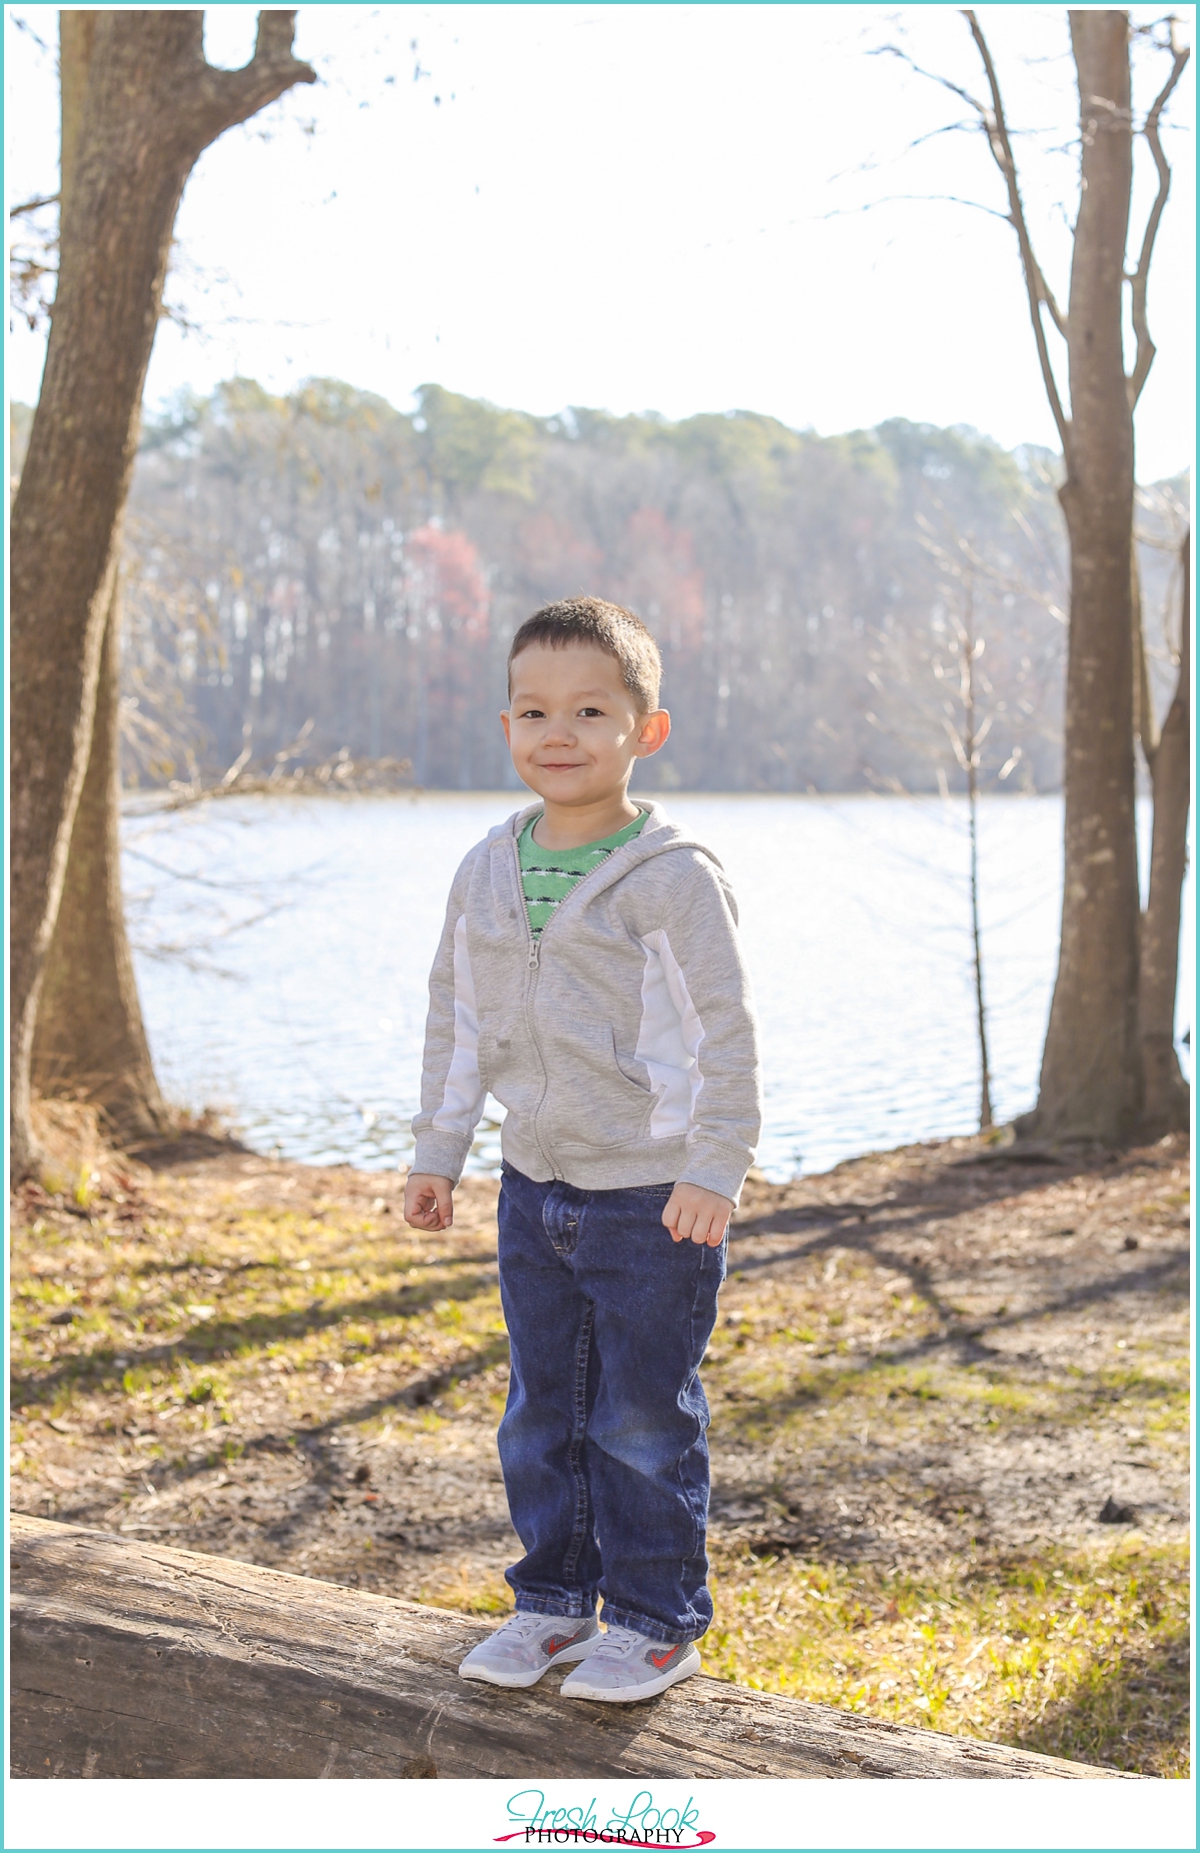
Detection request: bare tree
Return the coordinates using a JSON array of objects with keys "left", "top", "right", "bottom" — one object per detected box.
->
[
  {"left": 963, "top": 601, "right": 993, "bottom": 1133},
  {"left": 920, "top": 528, "right": 1004, "bottom": 1134},
  {"left": 892, "top": 10, "right": 1189, "bottom": 1140},
  {"left": 9, "top": 11, "right": 314, "bottom": 1178},
  {"left": 871, "top": 505, "right": 1054, "bottom": 1134},
  {"left": 31, "top": 15, "right": 166, "bottom": 1144},
  {"left": 1136, "top": 524, "right": 1191, "bottom": 1130}
]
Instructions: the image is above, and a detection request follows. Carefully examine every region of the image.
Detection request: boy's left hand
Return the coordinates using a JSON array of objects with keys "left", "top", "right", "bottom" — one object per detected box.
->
[{"left": 663, "top": 1182, "right": 734, "bottom": 1247}]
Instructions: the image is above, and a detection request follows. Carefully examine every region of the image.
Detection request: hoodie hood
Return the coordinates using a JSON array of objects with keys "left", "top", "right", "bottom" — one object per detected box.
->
[{"left": 486, "top": 799, "right": 724, "bottom": 899}]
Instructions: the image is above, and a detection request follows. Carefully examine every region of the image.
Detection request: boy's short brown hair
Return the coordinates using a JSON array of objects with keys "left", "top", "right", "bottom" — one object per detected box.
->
[{"left": 507, "top": 597, "right": 663, "bottom": 713}]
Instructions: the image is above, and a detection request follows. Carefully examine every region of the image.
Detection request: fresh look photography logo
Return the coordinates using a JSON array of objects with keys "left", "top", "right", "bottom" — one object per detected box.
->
[{"left": 495, "top": 1788, "right": 715, "bottom": 1848}]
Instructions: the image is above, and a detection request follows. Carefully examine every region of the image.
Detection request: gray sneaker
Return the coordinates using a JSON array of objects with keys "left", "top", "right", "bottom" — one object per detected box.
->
[
  {"left": 458, "top": 1613, "right": 600, "bottom": 1689},
  {"left": 560, "top": 1625, "right": 701, "bottom": 1702}
]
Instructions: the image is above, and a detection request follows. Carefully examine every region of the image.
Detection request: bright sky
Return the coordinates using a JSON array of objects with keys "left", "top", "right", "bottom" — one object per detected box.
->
[{"left": 5, "top": 4, "right": 1195, "bottom": 478}]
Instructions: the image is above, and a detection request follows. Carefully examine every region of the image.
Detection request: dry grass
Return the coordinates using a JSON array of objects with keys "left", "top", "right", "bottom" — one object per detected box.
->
[
  {"left": 10, "top": 1130, "right": 1191, "bottom": 1778},
  {"left": 10, "top": 1175, "right": 506, "bottom": 1436},
  {"left": 27, "top": 1097, "right": 110, "bottom": 1203},
  {"left": 707, "top": 1538, "right": 1190, "bottom": 1777}
]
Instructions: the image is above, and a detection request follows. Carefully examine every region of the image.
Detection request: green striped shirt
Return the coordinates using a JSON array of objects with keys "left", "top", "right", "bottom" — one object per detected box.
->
[{"left": 518, "top": 811, "right": 648, "bottom": 938}]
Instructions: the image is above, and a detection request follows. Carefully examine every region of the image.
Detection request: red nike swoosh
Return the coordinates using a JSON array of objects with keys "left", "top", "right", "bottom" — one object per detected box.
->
[
  {"left": 544, "top": 1632, "right": 582, "bottom": 1657},
  {"left": 649, "top": 1645, "right": 681, "bottom": 1669}
]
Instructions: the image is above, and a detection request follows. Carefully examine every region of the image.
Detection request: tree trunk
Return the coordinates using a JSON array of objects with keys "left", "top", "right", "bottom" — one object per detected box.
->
[
  {"left": 32, "top": 575, "right": 168, "bottom": 1141},
  {"left": 11, "top": 1516, "right": 1128, "bottom": 1779},
  {"left": 1138, "top": 529, "right": 1191, "bottom": 1132},
  {"left": 26, "top": 11, "right": 167, "bottom": 1143},
  {"left": 9, "top": 11, "right": 314, "bottom": 1180},
  {"left": 1031, "top": 11, "right": 1142, "bottom": 1142}
]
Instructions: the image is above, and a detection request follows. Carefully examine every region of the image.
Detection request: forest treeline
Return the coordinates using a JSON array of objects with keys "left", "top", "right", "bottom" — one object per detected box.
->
[{"left": 10, "top": 382, "right": 1185, "bottom": 793}]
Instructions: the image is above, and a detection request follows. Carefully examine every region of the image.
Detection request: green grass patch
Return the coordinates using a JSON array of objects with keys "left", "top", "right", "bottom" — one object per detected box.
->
[{"left": 708, "top": 1538, "right": 1189, "bottom": 1777}]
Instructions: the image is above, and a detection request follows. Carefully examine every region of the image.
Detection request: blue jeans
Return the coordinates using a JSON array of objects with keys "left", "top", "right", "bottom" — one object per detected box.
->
[{"left": 496, "top": 1162, "right": 725, "bottom": 1644}]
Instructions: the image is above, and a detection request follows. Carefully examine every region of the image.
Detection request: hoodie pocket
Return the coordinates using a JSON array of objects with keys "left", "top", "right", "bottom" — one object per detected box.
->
[
  {"left": 542, "top": 1016, "right": 654, "bottom": 1151},
  {"left": 477, "top": 1026, "right": 535, "bottom": 1110}
]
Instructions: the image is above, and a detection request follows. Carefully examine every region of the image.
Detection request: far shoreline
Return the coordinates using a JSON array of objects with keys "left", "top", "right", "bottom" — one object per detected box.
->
[{"left": 121, "top": 783, "right": 1067, "bottom": 814}]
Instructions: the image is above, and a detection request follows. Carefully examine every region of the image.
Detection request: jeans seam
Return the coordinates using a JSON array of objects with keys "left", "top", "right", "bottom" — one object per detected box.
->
[
  {"left": 677, "top": 1240, "right": 722, "bottom": 1561},
  {"left": 541, "top": 1183, "right": 560, "bottom": 1254},
  {"left": 560, "top": 1300, "right": 594, "bottom": 1584}
]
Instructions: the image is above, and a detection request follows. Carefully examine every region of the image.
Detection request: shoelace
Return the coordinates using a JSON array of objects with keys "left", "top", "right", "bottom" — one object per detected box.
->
[
  {"left": 497, "top": 1613, "right": 557, "bottom": 1640},
  {"left": 588, "top": 1625, "right": 643, "bottom": 1661}
]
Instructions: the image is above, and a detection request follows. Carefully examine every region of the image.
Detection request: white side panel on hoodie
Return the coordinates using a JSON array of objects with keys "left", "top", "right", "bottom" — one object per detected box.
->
[
  {"left": 635, "top": 928, "right": 705, "bottom": 1139},
  {"left": 430, "top": 913, "right": 486, "bottom": 1134}
]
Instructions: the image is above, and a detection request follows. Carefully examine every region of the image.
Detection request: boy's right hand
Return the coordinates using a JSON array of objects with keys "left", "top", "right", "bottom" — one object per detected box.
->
[{"left": 404, "top": 1172, "right": 455, "bottom": 1231}]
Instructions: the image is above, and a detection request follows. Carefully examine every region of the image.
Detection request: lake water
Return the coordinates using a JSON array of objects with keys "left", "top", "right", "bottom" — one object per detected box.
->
[{"left": 125, "top": 793, "right": 1193, "bottom": 1182}]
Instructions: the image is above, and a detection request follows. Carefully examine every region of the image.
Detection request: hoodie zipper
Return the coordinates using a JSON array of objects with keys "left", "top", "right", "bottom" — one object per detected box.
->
[
  {"left": 511, "top": 822, "right": 649, "bottom": 1175},
  {"left": 511, "top": 834, "right": 553, "bottom": 1172},
  {"left": 505, "top": 806, "right": 710, "bottom": 1177}
]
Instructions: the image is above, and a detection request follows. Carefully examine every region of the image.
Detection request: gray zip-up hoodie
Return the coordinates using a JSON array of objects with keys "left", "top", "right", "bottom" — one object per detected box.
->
[{"left": 411, "top": 800, "right": 762, "bottom": 1204}]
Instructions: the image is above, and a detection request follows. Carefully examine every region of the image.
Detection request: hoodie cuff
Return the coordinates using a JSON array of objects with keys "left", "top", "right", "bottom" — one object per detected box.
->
[
  {"left": 410, "top": 1130, "right": 471, "bottom": 1186},
  {"left": 678, "top": 1142, "right": 752, "bottom": 1209}
]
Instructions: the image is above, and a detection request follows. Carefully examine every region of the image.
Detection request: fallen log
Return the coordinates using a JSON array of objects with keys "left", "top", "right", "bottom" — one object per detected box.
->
[{"left": 11, "top": 1516, "right": 1129, "bottom": 1779}]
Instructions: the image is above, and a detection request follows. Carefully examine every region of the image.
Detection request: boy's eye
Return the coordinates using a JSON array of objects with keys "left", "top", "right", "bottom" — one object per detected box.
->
[
  {"left": 519, "top": 708, "right": 545, "bottom": 719},
  {"left": 578, "top": 707, "right": 603, "bottom": 718}
]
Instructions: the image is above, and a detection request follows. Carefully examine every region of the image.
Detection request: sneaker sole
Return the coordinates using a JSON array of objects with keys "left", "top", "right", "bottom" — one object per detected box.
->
[
  {"left": 561, "top": 1645, "right": 701, "bottom": 1703},
  {"left": 458, "top": 1636, "right": 599, "bottom": 1689}
]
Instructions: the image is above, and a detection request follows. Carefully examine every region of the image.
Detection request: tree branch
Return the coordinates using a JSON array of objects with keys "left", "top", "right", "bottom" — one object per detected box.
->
[
  {"left": 828, "top": 118, "right": 981, "bottom": 185},
  {"left": 821, "top": 192, "right": 1013, "bottom": 224},
  {"left": 1132, "top": 537, "right": 1159, "bottom": 766},
  {"left": 1127, "top": 23, "right": 1191, "bottom": 410},
  {"left": 9, "top": 194, "right": 59, "bottom": 219},
  {"left": 871, "top": 44, "right": 987, "bottom": 116},
  {"left": 189, "top": 10, "right": 316, "bottom": 142},
  {"left": 962, "top": 10, "right": 1072, "bottom": 454}
]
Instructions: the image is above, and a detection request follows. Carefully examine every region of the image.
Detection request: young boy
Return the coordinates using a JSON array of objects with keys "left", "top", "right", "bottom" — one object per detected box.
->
[{"left": 404, "top": 597, "right": 761, "bottom": 1703}]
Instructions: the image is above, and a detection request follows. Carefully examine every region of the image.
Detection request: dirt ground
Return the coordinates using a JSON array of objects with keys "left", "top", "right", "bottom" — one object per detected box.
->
[{"left": 10, "top": 1127, "right": 1191, "bottom": 1773}]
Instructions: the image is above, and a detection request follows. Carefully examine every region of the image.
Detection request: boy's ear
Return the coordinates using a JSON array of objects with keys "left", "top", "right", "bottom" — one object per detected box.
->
[
  {"left": 500, "top": 708, "right": 512, "bottom": 748},
  {"left": 633, "top": 709, "right": 671, "bottom": 758}
]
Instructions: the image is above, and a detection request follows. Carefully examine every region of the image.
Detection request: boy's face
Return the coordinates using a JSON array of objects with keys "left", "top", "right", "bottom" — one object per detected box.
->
[{"left": 502, "top": 642, "right": 669, "bottom": 808}]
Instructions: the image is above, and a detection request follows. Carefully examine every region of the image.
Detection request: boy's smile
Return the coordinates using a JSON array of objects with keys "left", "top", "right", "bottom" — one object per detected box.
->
[{"left": 502, "top": 642, "right": 670, "bottom": 849}]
